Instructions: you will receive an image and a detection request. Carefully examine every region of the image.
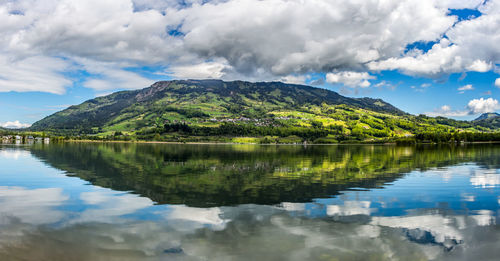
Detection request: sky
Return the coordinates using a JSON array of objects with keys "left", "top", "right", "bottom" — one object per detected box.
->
[{"left": 1, "top": 0, "right": 500, "bottom": 128}]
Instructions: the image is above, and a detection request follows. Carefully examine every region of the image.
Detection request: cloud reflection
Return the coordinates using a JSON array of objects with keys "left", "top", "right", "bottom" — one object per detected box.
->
[
  {"left": 470, "top": 169, "right": 500, "bottom": 188},
  {"left": 0, "top": 186, "right": 68, "bottom": 225},
  {"left": 75, "top": 190, "right": 154, "bottom": 223},
  {"left": 0, "top": 149, "right": 30, "bottom": 160},
  {"left": 163, "top": 205, "right": 229, "bottom": 231},
  {"left": 327, "top": 201, "right": 373, "bottom": 216}
]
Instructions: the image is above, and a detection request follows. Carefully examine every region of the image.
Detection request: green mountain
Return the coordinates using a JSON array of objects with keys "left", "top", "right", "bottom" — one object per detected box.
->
[
  {"left": 30, "top": 80, "right": 498, "bottom": 143},
  {"left": 474, "top": 113, "right": 500, "bottom": 121},
  {"left": 474, "top": 113, "right": 500, "bottom": 129},
  {"left": 31, "top": 79, "right": 403, "bottom": 130}
]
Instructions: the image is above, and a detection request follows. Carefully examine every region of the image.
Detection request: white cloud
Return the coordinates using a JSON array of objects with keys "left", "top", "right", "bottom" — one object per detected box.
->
[
  {"left": 0, "top": 55, "right": 71, "bottom": 94},
  {"left": 368, "top": 39, "right": 464, "bottom": 77},
  {"left": 279, "top": 75, "right": 307, "bottom": 85},
  {"left": 458, "top": 84, "right": 474, "bottom": 93},
  {"left": 77, "top": 59, "right": 154, "bottom": 91},
  {"left": 411, "top": 82, "right": 432, "bottom": 92},
  {"left": 0, "top": 120, "right": 31, "bottom": 129},
  {"left": 467, "top": 97, "right": 500, "bottom": 114},
  {"left": 370, "top": 0, "right": 500, "bottom": 77},
  {"left": 168, "top": 61, "right": 228, "bottom": 79},
  {"left": 0, "top": 0, "right": 499, "bottom": 94},
  {"left": 495, "top": 78, "right": 500, "bottom": 88},
  {"left": 326, "top": 71, "right": 375, "bottom": 88},
  {"left": 425, "top": 105, "right": 469, "bottom": 117},
  {"left": 426, "top": 97, "right": 500, "bottom": 117},
  {"left": 173, "top": 0, "right": 457, "bottom": 76},
  {"left": 466, "top": 60, "right": 493, "bottom": 72}
]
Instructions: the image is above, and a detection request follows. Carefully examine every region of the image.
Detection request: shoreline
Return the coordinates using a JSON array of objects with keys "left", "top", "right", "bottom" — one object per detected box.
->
[{"left": 59, "top": 139, "right": 500, "bottom": 146}]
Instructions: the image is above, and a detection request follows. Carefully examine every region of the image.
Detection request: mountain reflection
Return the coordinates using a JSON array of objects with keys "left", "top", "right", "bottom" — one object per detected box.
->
[
  {"left": 0, "top": 144, "right": 499, "bottom": 260},
  {"left": 29, "top": 143, "right": 500, "bottom": 207}
]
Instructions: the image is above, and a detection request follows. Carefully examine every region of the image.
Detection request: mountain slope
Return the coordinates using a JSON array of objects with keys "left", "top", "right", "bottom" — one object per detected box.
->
[
  {"left": 474, "top": 113, "right": 500, "bottom": 121},
  {"left": 31, "top": 80, "right": 403, "bottom": 131},
  {"left": 475, "top": 115, "right": 500, "bottom": 129},
  {"left": 30, "top": 79, "right": 497, "bottom": 142}
]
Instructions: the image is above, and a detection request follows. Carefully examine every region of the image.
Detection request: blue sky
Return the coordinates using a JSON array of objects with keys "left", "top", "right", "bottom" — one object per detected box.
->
[{"left": 1, "top": 0, "right": 500, "bottom": 127}]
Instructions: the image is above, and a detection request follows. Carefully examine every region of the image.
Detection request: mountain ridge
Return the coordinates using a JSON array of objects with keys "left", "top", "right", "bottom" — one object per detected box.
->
[
  {"left": 30, "top": 79, "right": 405, "bottom": 131},
  {"left": 474, "top": 112, "right": 500, "bottom": 121},
  {"left": 28, "top": 79, "right": 498, "bottom": 143}
]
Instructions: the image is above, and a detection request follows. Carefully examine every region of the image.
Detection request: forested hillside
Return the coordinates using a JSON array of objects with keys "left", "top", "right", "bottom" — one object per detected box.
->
[{"left": 29, "top": 80, "right": 499, "bottom": 143}]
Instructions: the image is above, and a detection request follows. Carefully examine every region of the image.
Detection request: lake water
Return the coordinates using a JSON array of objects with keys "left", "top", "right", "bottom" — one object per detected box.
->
[{"left": 0, "top": 143, "right": 499, "bottom": 260}]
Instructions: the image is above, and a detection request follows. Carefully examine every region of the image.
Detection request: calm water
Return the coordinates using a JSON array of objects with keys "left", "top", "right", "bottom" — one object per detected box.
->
[{"left": 0, "top": 143, "right": 499, "bottom": 260}]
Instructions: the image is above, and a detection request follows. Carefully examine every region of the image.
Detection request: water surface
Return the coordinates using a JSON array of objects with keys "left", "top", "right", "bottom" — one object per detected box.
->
[{"left": 0, "top": 143, "right": 499, "bottom": 260}]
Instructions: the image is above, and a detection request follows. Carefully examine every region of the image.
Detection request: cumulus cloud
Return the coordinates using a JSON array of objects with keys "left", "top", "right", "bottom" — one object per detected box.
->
[
  {"left": 172, "top": 0, "right": 459, "bottom": 76},
  {"left": 467, "top": 97, "right": 500, "bottom": 114},
  {"left": 495, "top": 78, "right": 500, "bottom": 88},
  {"left": 0, "top": 0, "right": 174, "bottom": 93},
  {"left": 367, "top": 39, "right": 464, "bottom": 77},
  {"left": 326, "top": 71, "right": 375, "bottom": 88},
  {"left": 466, "top": 60, "right": 493, "bottom": 72},
  {"left": 427, "top": 97, "right": 500, "bottom": 117},
  {"left": 369, "top": 0, "right": 500, "bottom": 77},
  {"left": 0, "top": 120, "right": 31, "bottom": 129},
  {"left": 0, "top": 0, "right": 499, "bottom": 93}
]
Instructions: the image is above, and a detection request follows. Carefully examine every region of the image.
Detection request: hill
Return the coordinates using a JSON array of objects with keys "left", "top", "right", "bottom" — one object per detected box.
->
[
  {"left": 474, "top": 113, "right": 500, "bottom": 121},
  {"left": 31, "top": 80, "right": 404, "bottom": 130},
  {"left": 30, "top": 80, "right": 498, "bottom": 143},
  {"left": 474, "top": 114, "right": 500, "bottom": 129}
]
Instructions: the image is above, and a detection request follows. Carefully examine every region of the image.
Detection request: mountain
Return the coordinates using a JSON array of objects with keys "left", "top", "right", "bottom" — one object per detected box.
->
[
  {"left": 474, "top": 113, "right": 500, "bottom": 121},
  {"left": 474, "top": 113, "right": 500, "bottom": 129},
  {"left": 30, "top": 79, "right": 497, "bottom": 142},
  {"left": 31, "top": 79, "right": 403, "bottom": 131}
]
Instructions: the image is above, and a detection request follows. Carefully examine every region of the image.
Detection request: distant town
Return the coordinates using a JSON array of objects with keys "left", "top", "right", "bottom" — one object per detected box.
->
[{"left": 1, "top": 135, "right": 50, "bottom": 144}]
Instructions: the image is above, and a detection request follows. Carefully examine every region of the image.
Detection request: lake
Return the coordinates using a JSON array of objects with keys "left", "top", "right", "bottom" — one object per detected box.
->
[{"left": 0, "top": 143, "right": 499, "bottom": 260}]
